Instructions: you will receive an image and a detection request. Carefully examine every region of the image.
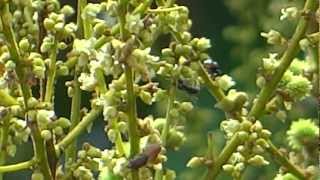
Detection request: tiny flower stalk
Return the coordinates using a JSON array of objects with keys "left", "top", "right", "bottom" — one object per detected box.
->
[
  {"left": 0, "top": 159, "right": 35, "bottom": 173},
  {"left": 65, "top": 76, "right": 81, "bottom": 170},
  {"left": 29, "top": 120, "right": 53, "bottom": 180},
  {"left": 56, "top": 106, "right": 102, "bottom": 152},
  {"left": 44, "top": 40, "right": 58, "bottom": 103},
  {"left": 206, "top": 133, "right": 242, "bottom": 180}
]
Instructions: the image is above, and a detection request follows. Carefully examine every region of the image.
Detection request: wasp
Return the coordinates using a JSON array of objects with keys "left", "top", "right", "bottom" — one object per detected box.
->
[{"left": 128, "top": 144, "right": 161, "bottom": 169}]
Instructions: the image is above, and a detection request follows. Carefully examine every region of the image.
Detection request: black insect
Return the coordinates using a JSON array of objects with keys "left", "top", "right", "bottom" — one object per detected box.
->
[
  {"left": 128, "top": 144, "right": 161, "bottom": 169},
  {"left": 177, "top": 79, "right": 200, "bottom": 94},
  {"left": 203, "top": 59, "right": 222, "bottom": 77}
]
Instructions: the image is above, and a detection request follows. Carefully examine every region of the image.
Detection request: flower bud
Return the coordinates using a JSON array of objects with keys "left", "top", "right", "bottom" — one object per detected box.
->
[
  {"left": 53, "top": 126, "right": 64, "bottom": 136},
  {"left": 216, "top": 75, "right": 235, "bottom": 91},
  {"left": 41, "top": 130, "right": 52, "bottom": 141},
  {"left": 56, "top": 117, "right": 71, "bottom": 128},
  {"left": 260, "top": 129, "right": 272, "bottom": 139},
  {"left": 180, "top": 102, "right": 193, "bottom": 112},
  {"left": 167, "top": 129, "right": 185, "bottom": 150},
  {"left": 60, "top": 5, "right": 74, "bottom": 16},
  {"left": 256, "top": 76, "right": 266, "bottom": 88},
  {"left": 19, "top": 38, "right": 30, "bottom": 52},
  {"left": 248, "top": 155, "right": 269, "bottom": 166},
  {"left": 31, "top": 172, "right": 44, "bottom": 180},
  {"left": 260, "top": 30, "right": 286, "bottom": 45},
  {"left": 27, "top": 97, "right": 39, "bottom": 108},
  {"left": 222, "top": 164, "right": 234, "bottom": 173},
  {"left": 56, "top": 65, "right": 69, "bottom": 76},
  {"left": 238, "top": 131, "right": 249, "bottom": 142},
  {"left": 196, "top": 37, "right": 211, "bottom": 51},
  {"left": 162, "top": 48, "right": 174, "bottom": 57},
  {"left": 186, "top": 157, "right": 204, "bottom": 168},
  {"left": 43, "top": 18, "right": 55, "bottom": 31}
]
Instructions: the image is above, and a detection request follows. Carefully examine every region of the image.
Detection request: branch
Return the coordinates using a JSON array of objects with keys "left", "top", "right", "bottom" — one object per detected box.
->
[
  {"left": 0, "top": 159, "right": 35, "bottom": 173},
  {"left": 197, "top": 61, "right": 225, "bottom": 102},
  {"left": 266, "top": 141, "right": 307, "bottom": 179},
  {"left": 206, "top": 133, "right": 242, "bottom": 180},
  {"left": 44, "top": 40, "right": 58, "bottom": 103},
  {"left": 56, "top": 106, "right": 102, "bottom": 151},
  {"left": 249, "top": 0, "right": 318, "bottom": 118}
]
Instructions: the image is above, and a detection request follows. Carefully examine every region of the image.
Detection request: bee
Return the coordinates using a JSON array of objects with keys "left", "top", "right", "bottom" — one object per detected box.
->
[
  {"left": 203, "top": 59, "right": 222, "bottom": 77},
  {"left": 128, "top": 144, "right": 161, "bottom": 169},
  {"left": 177, "top": 79, "right": 200, "bottom": 94}
]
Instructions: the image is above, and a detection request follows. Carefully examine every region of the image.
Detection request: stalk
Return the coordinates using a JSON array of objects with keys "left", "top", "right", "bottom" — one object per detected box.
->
[
  {"left": 0, "top": 115, "right": 10, "bottom": 180},
  {"left": 266, "top": 141, "right": 306, "bottom": 179},
  {"left": 56, "top": 107, "right": 102, "bottom": 151},
  {"left": 44, "top": 40, "right": 58, "bottom": 103},
  {"left": 0, "top": 160, "right": 35, "bottom": 173},
  {"left": 155, "top": 79, "right": 177, "bottom": 180},
  {"left": 64, "top": 0, "right": 86, "bottom": 171},
  {"left": 29, "top": 121, "right": 53, "bottom": 180},
  {"left": 118, "top": 0, "right": 140, "bottom": 179}
]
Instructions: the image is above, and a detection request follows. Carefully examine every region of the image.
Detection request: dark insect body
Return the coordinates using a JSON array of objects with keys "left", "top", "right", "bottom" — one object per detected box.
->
[
  {"left": 128, "top": 144, "right": 161, "bottom": 169},
  {"left": 204, "top": 59, "right": 222, "bottom": 77},
  {"left": 177, "top": 79, "right": 200, "bottom": 94},
  {"left": 128, "top": 154, "right": 149, "bottom": 169}
]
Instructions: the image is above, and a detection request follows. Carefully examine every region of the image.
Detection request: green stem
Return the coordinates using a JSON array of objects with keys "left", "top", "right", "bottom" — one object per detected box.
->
[
  {"left": 206, "top": 133, "right": 241, "bottom": 180},
  {"left": 64, "top": 0, "right": 86, "bottom": 170},
  {"left": 155, "top": 79, "right": 177, "bottom": 180},
  {"left": 148, "top": 6, "right": 185, "bottom": 13},
  {"left": 29, "top": 121, "right": 53, "bottom": 180},
  {"left": 44, "top": 40, "right": 58, "bottom": 103},
  {"left": 56, "top": 107, "right": 102, "bottom": 151},
  {"left": 0, "top": 160, "right": 35, "bottom": 173},
  {"left": 197, "top": 61, "right": 225, "bottom": 101},
  {"left": 65, "top": 76, "right": 81, "bottom": 170},
  {"left": 160, "top": 79, "right": 177, "bottom": 145},
  {"left": 266, "top": 141, "right": 307, "bottom": 179},
  {"left": 249, "top": 0, "right": 318, "bottom": 118},
  {"left": 124, "top": 66, "right": 140, "bottom": 157},
  {"left": 118, "top": 0, "right": 140, "bottom": 179},
  {"left": 202, "top": 132, "right": 215, "bottom": 180},
  {"left": 0, "top": 115, "right": 10, "bottom": 180}
]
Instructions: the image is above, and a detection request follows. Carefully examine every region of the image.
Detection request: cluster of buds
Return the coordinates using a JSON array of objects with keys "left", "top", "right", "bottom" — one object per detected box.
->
[{"left": 221, "top": 119, "right": 271, "bottom": 178}]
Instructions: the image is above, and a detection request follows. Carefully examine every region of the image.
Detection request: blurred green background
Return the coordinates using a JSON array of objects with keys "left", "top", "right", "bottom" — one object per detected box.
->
[{"left": 5, "top": 0, "right": 317, "bottom": 179}]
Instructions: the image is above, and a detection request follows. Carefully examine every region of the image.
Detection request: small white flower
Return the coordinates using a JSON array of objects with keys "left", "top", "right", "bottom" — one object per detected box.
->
[
  {"left": 280, "top": 7, "right": 298, "bottom": 21},
  {"left": 262, "top": 53, "right": 279, "bottom": 71},
  {"left": 78, "top": 73, "right": 97, "bottom": 91},
  {"left": 216, "top": 75, "right": 235, "bottom": 91}
]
